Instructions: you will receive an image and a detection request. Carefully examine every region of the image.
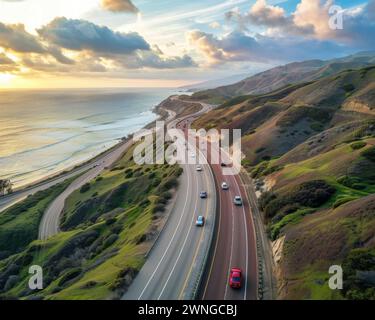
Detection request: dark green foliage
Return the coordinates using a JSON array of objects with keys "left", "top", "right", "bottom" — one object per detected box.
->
[
  {"left": 342, "top": 83, "right": 355, "bottom": 93},
  {"left": 58, "top": 268, "right": 82, "bottom": 287},
  {"left": 262, "top": 180, "right": 335, "bottom": 220},
  {"left": 277, "top": 106, "right": 333, "bottom": 128},
  {"left": 343, "top": 248, "right": 375, "bottom": 300},
  {"left": 350, "top": 141, "right": 367, "bottom": 150},
  {"left": 80, "top": 183, "right": 91, "bottom": 193},
  {"left": 290, "top": 180, "right": 336, "bottom": 208},
  {"left": 255, "top": 147, "right": 266, "bottom": 154},
  {"left": 0, "top": 180, "right": 71, "bottom": 257},
  {"left": 103, "top": 234, "right": 119, "bottom": 248},
  {"left": 219, "top": 95, "right": 251, "bottom": 109},
  {"left": 258, "top": 191, "right": 277, "bottom": 211},
  {"left": 110, "top": 267, "right": 138, "bottom": 291},
  {"left": 361, "top": 146, "right": 375, "bottom": 162}
]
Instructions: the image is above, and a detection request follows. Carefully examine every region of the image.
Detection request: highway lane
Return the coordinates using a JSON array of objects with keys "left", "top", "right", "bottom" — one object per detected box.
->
[
  {"left": 123, "top": 105, "right": 216, "bottom": 300},
  {"left": 202, "top": 143, "right": 258, "bottom": 300},
  {"left": 123, "top": 153, "right": 215, "bottom": 299},
  {"left": 158, "top": 103, "right": 258, "bottom": 300}
]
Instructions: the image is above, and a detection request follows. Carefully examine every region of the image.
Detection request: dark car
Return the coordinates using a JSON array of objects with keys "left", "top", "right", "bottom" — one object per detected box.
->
[{"left": 200, "top": 191, "right": 208, "bottom": 198}]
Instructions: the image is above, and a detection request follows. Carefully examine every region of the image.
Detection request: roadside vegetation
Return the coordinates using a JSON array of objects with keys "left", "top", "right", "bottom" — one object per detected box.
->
[{"left": 0, "top": 141, "right": 182, "bottom": 300}]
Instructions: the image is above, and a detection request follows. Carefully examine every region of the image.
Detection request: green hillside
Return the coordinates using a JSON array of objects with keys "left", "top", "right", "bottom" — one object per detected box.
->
[
  {"left": 195, "top": 63, "right": 375, "bottom": 300},
  {"left": 0, "top": 142, "right": 182, "bottom": 300}
]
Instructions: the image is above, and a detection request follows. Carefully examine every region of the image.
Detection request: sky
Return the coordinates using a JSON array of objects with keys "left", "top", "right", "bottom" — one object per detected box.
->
[{"left": 0, "top": 0, "right": 374, "bottom": 88}]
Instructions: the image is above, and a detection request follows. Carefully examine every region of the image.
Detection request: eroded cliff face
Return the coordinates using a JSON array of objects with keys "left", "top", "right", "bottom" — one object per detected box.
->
[
  {"left": 272, "top": 236, "right": 286, "bottom": 299},
  {"left": 343, "top": 100, "right": 375, "bottom": 115}
]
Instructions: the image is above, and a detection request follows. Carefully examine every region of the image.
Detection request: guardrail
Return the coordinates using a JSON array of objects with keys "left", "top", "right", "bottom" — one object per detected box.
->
[{"left": 239, "top": 170, "right": 277, "bottom": 300}]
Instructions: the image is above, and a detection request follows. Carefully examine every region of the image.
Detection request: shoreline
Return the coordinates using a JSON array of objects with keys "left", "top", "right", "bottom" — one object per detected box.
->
[{"left": 3, "top": 97, "right": 174, "bottom": 196}]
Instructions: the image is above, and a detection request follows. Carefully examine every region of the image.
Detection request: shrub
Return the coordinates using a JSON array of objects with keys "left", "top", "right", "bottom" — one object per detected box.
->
[
  {"left": 255, "top": 147, "right": 266, "bottom": 154},
  {"left": 361, "top": 146, "right": 375, "bottom": 162},
  {"left": 310, "top": 122, "right": 324, "bottom": 132},
  {"left": 342, "top": 248, "right": 375, "bottom": 300},
  {"left": 58, "top": 268, "right": 82, "bottom": 287},
  {"left": 80, "top": 183, "right": 91, "bottom": 193},
  {"left": 153, "top": 204, "right": 165, "bottom": 213},
  {"left": 103, "top": 234, "right": 119, "bottom": 248},
  {"left": 290, "top": 180, "right": 335, "bottom": 208},
  {"left": 251, "top": 161, "right": 269, "bottom": 178},
  {"left": 350, "top": 141, "right": 367, "bottom": 150},
  {"left": 258, "top": 191, "right": 277, "bottom": 210},
  {"left": 262, "top": 180, "right": 335, "bottom": 220},
  {"left": 342, "top": 83, "right": 355, "bottom": 93},
  {"left": 333, "top": 197, "right": 358, "bottom": 208}
]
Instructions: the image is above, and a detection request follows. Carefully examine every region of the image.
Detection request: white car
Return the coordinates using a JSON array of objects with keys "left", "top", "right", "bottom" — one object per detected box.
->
[
  {"left": 221, "top": 182, "right": 229, "bottom": 190},
  {"left": 196, "top": 216, "right": 205, "bottom": 227},
  {"left": 234, "top": 196, "right": 243, "bottom": 206},
  {"left": 196, "top": 166, "right": 203, "bottom": 172}
]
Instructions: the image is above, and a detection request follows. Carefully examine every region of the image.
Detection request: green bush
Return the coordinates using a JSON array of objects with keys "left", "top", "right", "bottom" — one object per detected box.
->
[
  {"left": 333, "top": 197, "right": 358, "bottom": 208},
  {"left": 350, "top": 141, "right": 367, "bottom": 150},
  {"left": 103, "top": 234, "right": 119, "bottom": 248},
  {"left": 361, "top": 146, "right": 375, "bottom": 162},
  {"left": 80, "top": 183, "right": 91, "bottom": 193},
  {"left": 262, "top": 180, "right": 335, "bottom": 220},
  {"left": 343, "top": 248, "right": 375, "bottom": 300},
  {"left": 58, "top": 268, "right": 82, "bottom": 287}
]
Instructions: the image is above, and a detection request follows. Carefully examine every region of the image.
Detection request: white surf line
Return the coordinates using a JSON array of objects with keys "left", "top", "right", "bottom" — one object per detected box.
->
[
  {"left": 137, "top": 160, "right": 191, "bottom": 300},
  {"left": 157, "top": 137, "right": 201, "bottom": 299}
]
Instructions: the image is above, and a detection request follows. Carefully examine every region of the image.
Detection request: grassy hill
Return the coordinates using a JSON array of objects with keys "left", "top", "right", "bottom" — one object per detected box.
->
[
  {"left": 190, "top": 52, "right": 375, "bottom": 103},
  {"left": 195, "top": 66, "right": 375, "bottom": 165},
  {"left": 0, "top": 141, "right": 182, "bottom": 300},
  {"left": 194, "top": 62, "right": 375, "bottom": 299}
]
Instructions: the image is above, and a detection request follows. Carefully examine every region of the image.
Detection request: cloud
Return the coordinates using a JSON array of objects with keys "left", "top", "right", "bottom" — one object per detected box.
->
[
  {"left": 35, "top": 17, "right": 196, "bottom": 71},
  {"left": 188, "top": 30, "right": 344, "bottom": 65},
  {"left": 209, "top": 21, "right": 221, "bottom": 29},
  {"left": 0, "top": 52, "right": 18, "bottom": 72},
  {"left": 100, "top": 0, "right": 139, "bottom": 13},
  {"left": 0, "top": 22, "right": 45, "bottom": 53},
  {"left": 223, "top": 0, "right": 375, "bottom": 56},
  {"left": 119, "top": 51, "right": 197, "bottom": 69},
  {"left": 0, "top": 53, "right": 15, "bottom": 65},
  {"left": 38, "top": 17, "right": 150, "bottom": 54}
]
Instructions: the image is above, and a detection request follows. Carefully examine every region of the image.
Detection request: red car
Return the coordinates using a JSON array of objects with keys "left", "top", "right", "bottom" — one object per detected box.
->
[{"left": 229, "top": 268, "right": 242, "bottom": 289}]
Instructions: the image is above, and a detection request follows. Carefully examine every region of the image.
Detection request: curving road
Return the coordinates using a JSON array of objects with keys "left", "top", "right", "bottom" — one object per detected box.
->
[
  {"left": 179, "top": 113, "right": 258, "bottom": 300},
  {"left": 123, "top": 103, "right": 216, "bottom": 300}
]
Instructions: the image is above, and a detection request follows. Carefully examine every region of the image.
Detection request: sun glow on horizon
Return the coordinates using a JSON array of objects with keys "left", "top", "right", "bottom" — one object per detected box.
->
[{"left": 0, "top": 74, "right": 15, "bottom": 86}]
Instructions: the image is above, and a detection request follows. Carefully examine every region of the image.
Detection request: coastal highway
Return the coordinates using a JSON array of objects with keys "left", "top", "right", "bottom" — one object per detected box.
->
[
  {"left": 177, "top": 115, "right": 258, "bottom": 300},
  {"left": 202, "top": 149, "right": 258, "bottom": 300},
  {"left": 38, "top": 140, "right": 129, "bottom": 239},
  {"left": 123, "top": 103, "right": 216, "bottom": 300}
]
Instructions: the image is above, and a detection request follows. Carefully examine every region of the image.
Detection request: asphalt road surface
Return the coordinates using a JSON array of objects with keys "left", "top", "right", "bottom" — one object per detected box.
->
[
  {"left": 123, "top": 103, "right": 216, "bottom": 300},
  {"left": 201, "top": 142, "right": 258, "bottom": 300}
]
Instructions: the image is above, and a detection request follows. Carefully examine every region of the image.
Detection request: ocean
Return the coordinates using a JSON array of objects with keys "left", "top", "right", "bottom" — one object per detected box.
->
[{"left": 0, "top": 88, "right": 174, "bottom": 188}]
